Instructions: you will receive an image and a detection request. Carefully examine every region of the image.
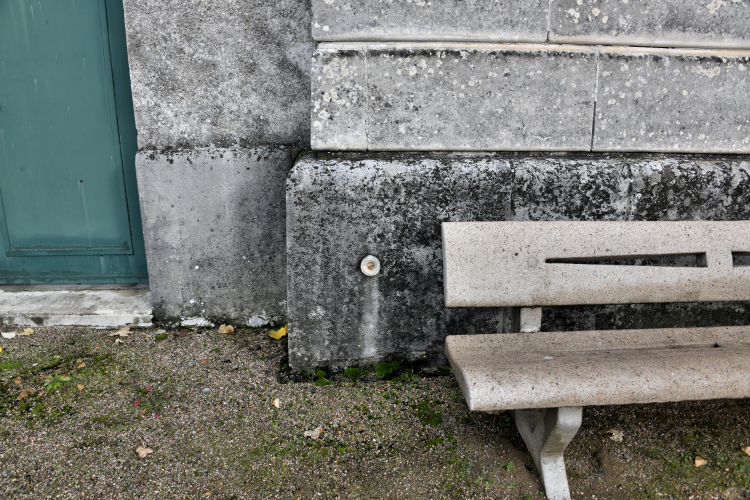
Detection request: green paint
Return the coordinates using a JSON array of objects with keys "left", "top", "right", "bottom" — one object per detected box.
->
[{"left": 0, "top": 0, "right": 147, "bottom": 283}]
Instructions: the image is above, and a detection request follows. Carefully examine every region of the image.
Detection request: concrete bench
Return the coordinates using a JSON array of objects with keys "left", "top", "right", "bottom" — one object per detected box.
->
[{"left": 442, "top": 221, "right": 750, "bottom": 500}]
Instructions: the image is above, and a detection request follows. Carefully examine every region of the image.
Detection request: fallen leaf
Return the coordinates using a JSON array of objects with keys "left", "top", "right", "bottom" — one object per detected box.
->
[
  {"left": 218, "top": 324, "right": 235, "bottom": 335},
  {"left": 108, "top": 328, "right": 130, "bottom": 338},
  {"left": 86, "top": 351, "right": 95, "bottom": 356},
  {"left": 272, "top": 398, "right": 280, "bottom": 408},
  {"left": 114, "top": 339, "right": 124, "bottom": 345},
  {"left": 199, "top": 358, "right": 208, "bottom": 363},
  {"left": 608, "top": 429, "right": 624, "bottom": 442},
  {"left": 695, "top": 456, "right": 707, "bottom": 467},
  {"left": 76, "top": 358, "right": 83, "bottom": 363},
  {"left": 104, "top": 378, "right": 109, "bottom": 383},
  {"left": 269, "top": 324, "right": 288, "bottom": 340},
  {"left": 76, "top": 362, "right": 86, "bottom": 370},
  {"left": 77, "top": 384, "right": 84, "bottom": 391},
  {"left": 154, "top": 329, "right": 167, "bottom": 335},
  {"left": 155, "top": 334, "right": 168, "bottom": 341},
  {"left": 19, "top": 328, "right": 33, "bottom": 336},
  {"left": 14, "top": 378, "right": 22, "bottom": 385},
  {"left": 16, "top": 388, "right": 33, "bottom": 400},
  {"left": 136, "top": 446, "right": 153, "bottom": 459},
  {"left": 0, "top": 347, "right": 2, "bottom": 353},
  {"left": 175, "top": 329, "right": 188, "bottom": 337},
  {"left": 743, "top": 447, "right": 750, "bottom": 457},
  {"left": 1, "top": 332, "right": 15, "bottom": 339},
  {"left": 304, "top": 427, "right": 323, "bottom": 440}
]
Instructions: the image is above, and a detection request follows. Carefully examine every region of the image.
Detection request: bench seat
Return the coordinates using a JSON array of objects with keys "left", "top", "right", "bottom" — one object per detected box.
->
[{"left": 447, "top": 326, "right": 750, "bottom": 411}]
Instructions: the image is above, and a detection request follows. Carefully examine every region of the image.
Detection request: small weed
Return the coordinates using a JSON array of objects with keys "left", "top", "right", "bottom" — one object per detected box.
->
[
  {"left": 374, "top": 361, "right": 401, "bottom": 379},
  {"left": 43, "top": 374, "right": 73, "bottom": 391},
  {"left": 498, "top": 461, "right": 514, "bottom": 471},
  {"left": 313, "top": 369, "right": 331, "bottom": 386},
  {"left": 344, "top": 367, "right": 361, "bottom": 383},
  {"left": 426, "top": 437, "right": 444, "bottom": 446},
  {"left": 133, "top": 384, "right": 171, "bottom": 418},
  {"left": 212, "top": 348, "right": 221, "bottom": 353}
]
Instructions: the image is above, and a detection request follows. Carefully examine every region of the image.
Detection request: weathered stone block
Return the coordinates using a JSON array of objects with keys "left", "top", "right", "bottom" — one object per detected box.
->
[
  {"left": 287, "top": 153, "right": 513, "bottom": 370},
  {"left": 550, "top": 0, "right": 750, "bottom": 49},
  {"left": 312, "top": 0, "right": 548, "bottom": 42},
  {"left": 312, "top": 44, "right": 598, "bottom": 151},
  {"left": 287, "top": 153, "right": 750, "bottom": 368},
  {"left": 136, "top": 147, "right": 293, "bottom": 325},
  {"left": 594, "top": 48, "right": 750, "bottom": 153},
  {"left": 122, "top": 0, "right": 313, "bottom": 149},
  {"left": 513, "top": 157, "right": 631, "bottom": 221}
]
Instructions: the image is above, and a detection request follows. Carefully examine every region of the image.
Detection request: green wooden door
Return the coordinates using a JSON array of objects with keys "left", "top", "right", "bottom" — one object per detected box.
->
[{"left": 0, "top": 0, "right": 147, "bottom": 283}]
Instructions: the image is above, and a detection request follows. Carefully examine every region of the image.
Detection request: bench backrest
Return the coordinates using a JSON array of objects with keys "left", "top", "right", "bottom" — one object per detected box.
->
[{"left": 442, "top": 221, "right": 750, "bottom": 308}]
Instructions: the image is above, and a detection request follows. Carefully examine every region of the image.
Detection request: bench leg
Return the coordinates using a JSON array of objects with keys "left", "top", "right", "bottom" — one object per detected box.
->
[{"left": 514, "top": 406, "right": 583, "bottom": 500}]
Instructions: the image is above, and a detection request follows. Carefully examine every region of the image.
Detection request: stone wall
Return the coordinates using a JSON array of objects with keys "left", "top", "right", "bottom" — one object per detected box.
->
[{"left": 122, "top": 0, "right": 313, "bottom": 325}]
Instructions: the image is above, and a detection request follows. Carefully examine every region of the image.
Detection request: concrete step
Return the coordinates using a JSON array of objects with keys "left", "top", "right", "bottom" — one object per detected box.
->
[
  {"left": 446, "top": 326, "right": 750, "bottom": 410},
  {"left": 312, "top": 44, "right": 750, "bottom": 153},
  {"left": 0, "top": 287, "right": 153, "bottom": 328},
  {"left": 313, "top": 0, "right": 750, "bottom": 49}
]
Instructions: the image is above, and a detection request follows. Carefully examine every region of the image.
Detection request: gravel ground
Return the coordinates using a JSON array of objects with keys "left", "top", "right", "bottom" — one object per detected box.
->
[{"left": 1, "top": 326, "right": 750, "bottom": 499}]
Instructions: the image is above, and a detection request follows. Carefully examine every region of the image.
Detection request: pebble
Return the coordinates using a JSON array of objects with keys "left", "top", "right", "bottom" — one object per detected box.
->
[{"left": 202, "top": 388, "right": 211, "bottom": 393}]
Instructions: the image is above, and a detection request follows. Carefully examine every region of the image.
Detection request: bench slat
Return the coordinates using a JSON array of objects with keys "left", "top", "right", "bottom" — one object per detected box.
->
[
  {"left": 442, "top": 221, "right": 750, "bottom": 307},
  {"left": 446, "top": 326, "right": 750, "bottom": 411}
]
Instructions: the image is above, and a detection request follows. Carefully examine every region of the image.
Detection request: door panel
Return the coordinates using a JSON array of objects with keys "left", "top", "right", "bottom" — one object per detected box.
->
[{"left": 0, "top": 0, "right": 148, "bottom": 283}]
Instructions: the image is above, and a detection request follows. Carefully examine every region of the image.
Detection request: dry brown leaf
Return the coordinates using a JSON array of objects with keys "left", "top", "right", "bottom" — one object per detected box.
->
[
  {"left": 114, "top": 339, "right": 124, "bottom": 345},
  {"left": 695, "top": 457, "right": 708, "bottom": 467},
  {"left": 742, "top": 446, "right": 750, "bottom": 457},
  {"left": 76, "top": 358, "right": 83, "bottom": 363},
  {"left": 76, "top": 362, "right": 86, "bottom": 370},
  {"left": 272, "top": 398, "right": 280, "bottom": 408},
  {"left": 608, "top": 429, "right": 624, "bottom": 442},
  {"left": 19, "top": 328, "right": 33, "bottom": 336},
  {"left": 77, "top": 384, "right": 85, "bottom": 391},
  {"left": 304, "top": 427, "right": 323, "bottom": 440},
  {"left": 199, "top": 358, "right": 208, "bottom": 363},
  {"left": 14, "top": 378, "right": 22, "bottom": 385},
  {"left": 217, "top": 324, "right": 235, "bottom": 335},
  {"left": 108, "top": 328, "right": 130, "bottom": 338},
  {"left": 86, "top": 351, "right": 95, "bottom": 356},
  {"left": 16, "top": 388, "right": 33, "bottom": 400},
  {"left": 136, "top": 446, "right": 153, "bottom": 459}
]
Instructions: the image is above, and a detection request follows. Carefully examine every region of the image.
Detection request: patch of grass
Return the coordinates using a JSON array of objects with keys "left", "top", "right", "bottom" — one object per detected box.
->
[
  {"left": 414, "top": 400, "right": 443, "bottom": 426},
  {"left": 0, "top": 362, "right": 21, "bottom": 370}
]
